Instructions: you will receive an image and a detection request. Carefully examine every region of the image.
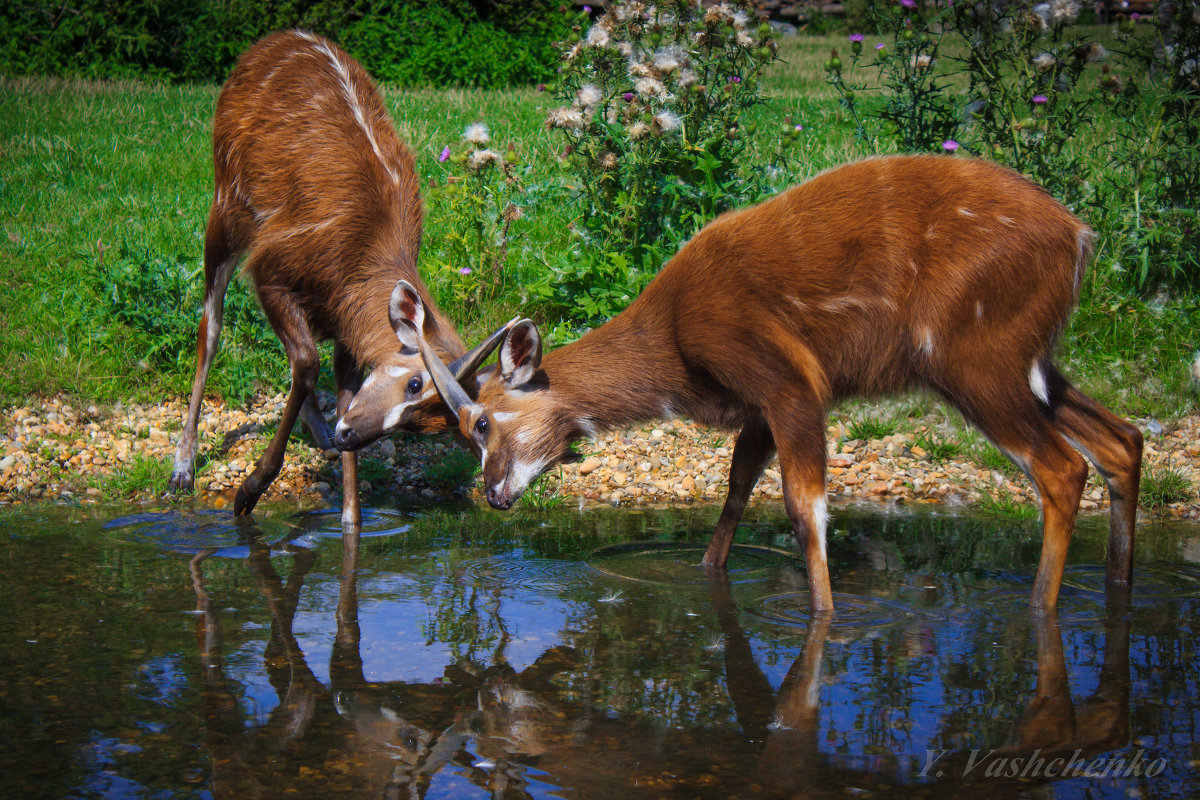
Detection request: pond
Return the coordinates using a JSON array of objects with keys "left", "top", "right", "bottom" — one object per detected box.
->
[{"left": 1, "top": 500, "right": 1198, "bottom": 799}]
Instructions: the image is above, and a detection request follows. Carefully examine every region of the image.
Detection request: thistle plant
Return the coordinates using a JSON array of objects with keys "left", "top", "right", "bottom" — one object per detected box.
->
[
  {"left": 945, "top": 0, "right": 1101, "bottom": 206},
  {"left": 427, "top": 123, "right": 526, "bottom": 306},
  {"left": 866, "top": 0, "right": 959, "bottom": 152},
  {"left": 544, "top": 0, "right": 789, "bottom": 320},
  {"left": 1099, "top": 6, "right": 1200, "bottom": 290}
]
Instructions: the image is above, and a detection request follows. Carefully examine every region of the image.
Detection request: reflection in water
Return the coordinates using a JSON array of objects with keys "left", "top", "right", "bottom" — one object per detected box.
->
[
  {"left": 179, "top": 525, "right": 1158, "bottom": 799},
  {"left": 1, "top": 506, "right": 1197, "bottom": 798}
]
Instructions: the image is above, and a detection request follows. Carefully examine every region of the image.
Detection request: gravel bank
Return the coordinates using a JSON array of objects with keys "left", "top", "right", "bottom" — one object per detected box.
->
[{"left": 2, "top": 393, "right": 1198, "bottom": 518}]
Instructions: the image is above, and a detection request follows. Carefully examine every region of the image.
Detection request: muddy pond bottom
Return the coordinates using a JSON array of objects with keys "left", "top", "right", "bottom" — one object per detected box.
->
[{"left": 2, "top": 501, "right": 1198, "bottom": 799}]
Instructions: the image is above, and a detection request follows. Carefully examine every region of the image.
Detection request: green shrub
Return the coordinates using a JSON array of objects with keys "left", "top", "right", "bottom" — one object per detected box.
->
[
  {"left": 0, "top": 0, "right": 569, "bottom": 87},
  {"left": 542, "top": 0, "right": 796, "bottom": 325}
]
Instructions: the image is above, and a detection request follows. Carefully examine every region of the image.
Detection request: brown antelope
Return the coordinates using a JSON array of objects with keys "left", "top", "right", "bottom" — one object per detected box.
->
[
  {"left": 418, "top": 155, "right": 1144, "bottom": 613},
  {"left": 167, "top": 30, "right": 508, "bottom": 522}
]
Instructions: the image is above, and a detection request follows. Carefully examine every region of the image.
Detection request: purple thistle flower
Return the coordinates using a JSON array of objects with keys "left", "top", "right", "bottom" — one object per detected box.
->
[
  {"left": 731, "top": 76, "right": 742, "bottom": 84},
  {"left": 439, "top": 146, "right": 451, "bottom": 162},
  {"left": 623, "top": 92, "right": 634, "bottom": 101},
  {"left": 1032, "top": 94, "right": 1049, "bottom": 105},
  {"left": 876, "top": 42, "right": 886, "bottom": 50},
  {"left": 459, "top": 267, "right": 472, "bottom": 275},
  {"left": 942, "top": 139, "right": 959, "bottom": 152},
  {"left": 583, "top": 4, "right": 591, "bottom": 12},
  {"left": 795, "top": 124, "right": 804, "bottom": 131},
  {"left": 900, "top": 0, "right": 916, "bottom": 8},
  {"left": 849, "top": 33, "right": 865, "bottom": 42}
]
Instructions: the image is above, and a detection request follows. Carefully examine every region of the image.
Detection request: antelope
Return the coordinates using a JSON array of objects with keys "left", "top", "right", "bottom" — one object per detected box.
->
[
  {"left": 417, "top": 155, "right": 1144, "bottom": 613},
  {"left": 167, "top": 30, "right": 508, "bottom": 523}
]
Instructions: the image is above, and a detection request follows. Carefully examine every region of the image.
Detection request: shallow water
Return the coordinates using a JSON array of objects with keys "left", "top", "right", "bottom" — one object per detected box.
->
[{"left": 2, "top": 501, "right": 1199, "bottom": 799}]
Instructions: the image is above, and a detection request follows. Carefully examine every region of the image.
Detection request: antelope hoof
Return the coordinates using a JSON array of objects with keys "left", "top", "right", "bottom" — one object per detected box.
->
[
  {"left": 233, "top": 480, "right": 262, "bottom": 517},
  {"left": 165, "top": 470, "right": 194, "bottom": 496}
]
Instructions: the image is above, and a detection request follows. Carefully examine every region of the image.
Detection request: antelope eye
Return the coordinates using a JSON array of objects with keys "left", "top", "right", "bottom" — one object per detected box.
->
[
  {"left": 406, "top": 376, "right": 423, "bottom": 395},
  {"left": 474, "top": 417, "right": 489, "bottom": 436}
]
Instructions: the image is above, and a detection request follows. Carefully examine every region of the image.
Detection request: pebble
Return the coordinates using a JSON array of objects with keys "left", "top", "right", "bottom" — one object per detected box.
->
[{"left": 1, "top": 396, "right": 1198, "bottom": 519}]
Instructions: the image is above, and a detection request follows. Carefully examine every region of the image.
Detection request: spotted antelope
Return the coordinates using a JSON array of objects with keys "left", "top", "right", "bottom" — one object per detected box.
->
[
  {"left": 416, "top": 155, "right": 1144, "bottom": 613},
  {"left": 167, "top": 31, "right": 509, "bottom": 523}
]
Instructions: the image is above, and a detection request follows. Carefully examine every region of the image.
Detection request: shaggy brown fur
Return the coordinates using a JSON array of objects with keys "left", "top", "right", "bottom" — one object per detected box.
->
[
  {"left": 438, "top": 155, "right": 1143, "bottom": 613},
  {"left": 168, "top": 31, "right": 465, "bottom": 522}
]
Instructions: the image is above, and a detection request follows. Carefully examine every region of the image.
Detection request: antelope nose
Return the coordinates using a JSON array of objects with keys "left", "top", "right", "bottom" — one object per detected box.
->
[
  {"left": 486, "top": 487, "right": 512, "bottom": 510},
  {"left": 332, "top": 426, "right": 359, "bottom": 451}
]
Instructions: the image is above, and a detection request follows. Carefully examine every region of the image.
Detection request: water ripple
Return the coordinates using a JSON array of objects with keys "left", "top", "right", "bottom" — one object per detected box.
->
[
  {"left": 746, "top": 591, "right": 921, "bottom": 629},
  {"left": 587, "top": 541, "right": 799, "bottom": 586}
]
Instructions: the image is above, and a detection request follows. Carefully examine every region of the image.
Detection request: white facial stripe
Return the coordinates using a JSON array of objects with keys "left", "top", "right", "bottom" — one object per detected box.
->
[
  {"left": 386, "top": 365, "right": 408, "bottom": 378},
  {"left": 362, "top": 371, "right": 379, "bottom": 390},
  {"left": 492, "top": 412, "right": 520, "bottom": 424},
  {"left": 383, "top": 402, "right": 407, "bottom": 431},
  {"left": 506, "top": 457, "right": 548, "bottom": 498}
]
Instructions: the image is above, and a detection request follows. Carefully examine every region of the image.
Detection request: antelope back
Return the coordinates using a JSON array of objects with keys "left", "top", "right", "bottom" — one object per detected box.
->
[{"left": 214, "top": 31, "right": 478, "bottom": 443}]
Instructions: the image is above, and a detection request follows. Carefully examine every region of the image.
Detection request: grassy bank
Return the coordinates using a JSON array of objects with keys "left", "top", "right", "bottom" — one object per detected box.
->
[{"left": 1, "top": 32, "right": 1197, "bottom": 420}]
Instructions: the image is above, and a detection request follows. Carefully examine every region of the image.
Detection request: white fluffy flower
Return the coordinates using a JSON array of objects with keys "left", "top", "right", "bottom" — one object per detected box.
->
[
  {"left": 587, "top": 25, "right": 611, "bottom": 48},
  {"left": 911, "top": 53, "right": 933, "bottom": 70},
  {"left": 652, "top": 110, "right": 681, "bottom": 133},
  {"left": 628, "top": 121, "right": 650, "bottom": 140},
  {"left": 546, "top": 107, "right": 585, "bottom": 130},
  {"left": 635, "top": 76, "right": 667, "bottom": 98},
  {"left": 577, "top": 84, "right": 603, "bottom": 109},
  {"left": 617, "top": 41, "right": 634, "bottom": 58},
  {"left": 676, "top": 68, "right": 698, "bottom": 88},
  {"left": 737, "top": 29, "right": 754, "bottom": 47},
  {"left": 467, "top": 149, "right": 501, "bottom": 170},
  {"left": 653, "top": 48, "right": 681, "bottom": 74},
  {"left": 464, "top": 123, "right": 490, "bottom": 145},
  {"left": 1051, "top": 0, "right": 1080, "bottom": 25},
  {"left": 1033, "top": 52, "right": 1056, "bottom": 71}
]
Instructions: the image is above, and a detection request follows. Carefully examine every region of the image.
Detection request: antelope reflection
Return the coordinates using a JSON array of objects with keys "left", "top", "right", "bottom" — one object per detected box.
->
[{"left": 189, "top": 532, "right": 1134, "bottom": 798}]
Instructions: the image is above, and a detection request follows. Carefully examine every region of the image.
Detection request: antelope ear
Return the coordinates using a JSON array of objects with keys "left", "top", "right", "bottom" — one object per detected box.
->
[
  {"left": 499, "top": 319, "right": 542, "bottom": 388},
  {"left": 389, "top": 280, "right": 425, "bottom": 352},
  {"left": 448, "top": 316, "right": 519, "bottom": 381}
]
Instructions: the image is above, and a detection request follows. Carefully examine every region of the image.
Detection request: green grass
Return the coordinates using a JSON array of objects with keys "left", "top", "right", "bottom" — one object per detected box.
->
[
  {"left": 1140, "top": 465, "right": 1193, "bottom": 511},
  {"left": 846, "top": 416, "right": 898, "bottom": 441},
  {"left": 1, "top": 30, "right": 1198, "bottom": 421},
  {"left": 94, "top": 452, "right": 173, "bottom": 500},
  {"left": 422, "top": 449, "right": 481, "bottom": 490},
  {"left": 976, "top": 493, "right": 1040, "bottom": 520},
  {"left": 912, "top": 431, "right": 962, "bottom": 463}
]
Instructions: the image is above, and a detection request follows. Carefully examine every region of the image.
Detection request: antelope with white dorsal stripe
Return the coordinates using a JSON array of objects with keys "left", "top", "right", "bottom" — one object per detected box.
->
[
  {"left": 166, "top": 30, "right": 510, "bottom": 523},
  {"left": 415, "top": 155, "right": 1144, "bottom": 613}
]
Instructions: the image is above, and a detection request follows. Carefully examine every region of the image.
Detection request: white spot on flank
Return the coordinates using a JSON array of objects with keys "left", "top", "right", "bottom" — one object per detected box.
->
[
  {"left": 997, "top": 215, "right": 1014, "bottom": 225},
  {"left": 1029, "top": 360, "right": 1050, "bottom": 405},
  {"left": 578, "top": 417, "right": 598, "bottom": 438},
  {"left": 661, "top": 402, "right": 676, "bottom": 420},
  {"left": 975, "top": 302, "right": 984, "bottom": 320},
  {"left": 383, "top": 402, "right": 407, "bottom": 431},
  {"left": 920, "top": 329, "right": 934, "bottom": 357},
  {"left": 958, "top": 207, "right": 975, "bottom": 217}
]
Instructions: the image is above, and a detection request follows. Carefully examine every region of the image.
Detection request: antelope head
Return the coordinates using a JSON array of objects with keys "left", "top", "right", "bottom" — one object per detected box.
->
[
  {"left": 421, "top": 320, "right": 581, "bottom": 509},
  {"left": 332, "top": 280, "right": 514, "bottom": 451}
]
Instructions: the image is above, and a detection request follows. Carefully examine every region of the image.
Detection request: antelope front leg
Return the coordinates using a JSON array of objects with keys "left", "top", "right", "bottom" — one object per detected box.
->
[
  {"left": 702, "top": 416, "right": 776, "bottom": 569},
  {"left": 234, "top": 287, "right": 319, "bottom": 516},
  {"left": 334, "top": 342, "right": 364, "bottom": 528}
]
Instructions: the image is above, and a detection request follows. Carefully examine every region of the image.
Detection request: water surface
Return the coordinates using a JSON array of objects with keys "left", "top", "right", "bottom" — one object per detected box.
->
[{"left": 1, "top": 501, "right": 1198, "bottom": 798}]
